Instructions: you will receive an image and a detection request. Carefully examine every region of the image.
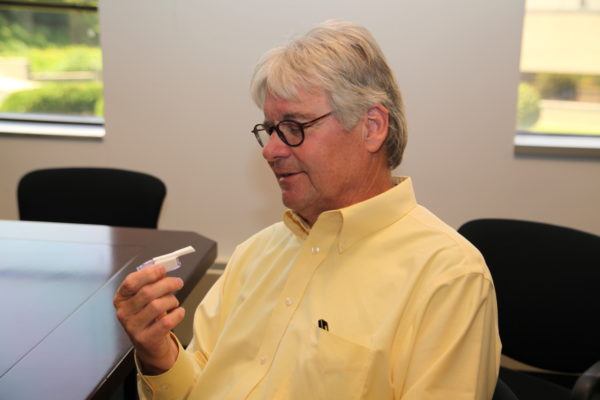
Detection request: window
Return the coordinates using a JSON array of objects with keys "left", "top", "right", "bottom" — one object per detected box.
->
[
  {"left": 515, "top": 0, "right": 600, "bottom": 156},
  {"left": 0, "top": 0, "right": 104, "bottom": 137}
]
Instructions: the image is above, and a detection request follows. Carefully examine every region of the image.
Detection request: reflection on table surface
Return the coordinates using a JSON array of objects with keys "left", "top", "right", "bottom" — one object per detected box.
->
[{"left": 0, "top": 219, "right": 217, "bottom": 400}]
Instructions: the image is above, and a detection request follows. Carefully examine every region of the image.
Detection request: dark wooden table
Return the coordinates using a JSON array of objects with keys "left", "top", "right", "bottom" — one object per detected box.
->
[{"left": 0, "top": 220, "right": 217, "bottom": 399}]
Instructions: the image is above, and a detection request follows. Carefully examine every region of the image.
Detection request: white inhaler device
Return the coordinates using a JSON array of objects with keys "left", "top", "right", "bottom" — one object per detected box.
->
[{"left": 136, "top": 246, "right": 196, "bottom": 272}]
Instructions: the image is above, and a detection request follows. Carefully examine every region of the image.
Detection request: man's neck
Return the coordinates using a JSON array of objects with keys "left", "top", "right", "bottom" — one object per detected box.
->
[{"left": 300, "top": 171, "right": 394, "bottom": 227}]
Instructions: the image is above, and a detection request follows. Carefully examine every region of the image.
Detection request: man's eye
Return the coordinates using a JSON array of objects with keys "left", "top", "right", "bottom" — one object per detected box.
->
[{"left": 281, "top": 122, "right": 302, "bottom": 137}]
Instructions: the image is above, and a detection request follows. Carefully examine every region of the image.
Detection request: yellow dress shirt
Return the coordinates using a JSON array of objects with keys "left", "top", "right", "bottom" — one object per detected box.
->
[{"left": 138, "top": 177, "right": 501, "bottom": 399}]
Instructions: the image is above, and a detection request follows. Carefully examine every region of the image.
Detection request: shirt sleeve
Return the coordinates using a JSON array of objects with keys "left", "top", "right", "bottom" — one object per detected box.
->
[
  {"left": 134, "top": 332, "right": 201, "bottom": 400},
  {"left": 397, "top": 272, "right": 501, "bottom": 400},
  {"left": 135, "top": 270, "right": 228, "bottom": 400}
]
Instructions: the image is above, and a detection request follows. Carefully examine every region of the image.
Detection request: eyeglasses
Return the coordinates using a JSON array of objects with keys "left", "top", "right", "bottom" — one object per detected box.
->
[{"left": 251, "top": 112, "right": 333, "bottom": 147}]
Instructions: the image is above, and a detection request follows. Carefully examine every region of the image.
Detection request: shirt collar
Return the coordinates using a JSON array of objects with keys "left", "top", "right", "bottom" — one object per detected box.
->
[{"left": 283, "top": 176, "right": 417, "bottom": 251}]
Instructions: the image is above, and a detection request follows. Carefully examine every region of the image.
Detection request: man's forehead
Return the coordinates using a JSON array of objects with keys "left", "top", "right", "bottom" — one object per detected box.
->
[{"left": 263, "top": 88, "right": 329, "bottom": 121}]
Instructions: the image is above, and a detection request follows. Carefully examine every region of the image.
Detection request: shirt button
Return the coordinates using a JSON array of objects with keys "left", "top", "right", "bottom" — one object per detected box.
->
[
  {"left": 311, "top": 247, "right": 320, "bottom": 254},
  {"left": 260, "top": 356, "right": 267, "bottom": 365},
  {"left": 285, "top": 297, "right": 293, "bottom": 306}
]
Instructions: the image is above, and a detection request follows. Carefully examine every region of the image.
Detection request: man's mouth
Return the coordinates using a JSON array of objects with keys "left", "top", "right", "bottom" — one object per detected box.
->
[{"left": 276, "top": 171, "right": 303, "bottom": 181}]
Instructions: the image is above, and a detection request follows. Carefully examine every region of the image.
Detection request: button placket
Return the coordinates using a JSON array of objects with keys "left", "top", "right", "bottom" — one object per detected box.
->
[
  {"left": 247, "top": 225, "right": 336, "bottom": 394},
  {"left": 227, "top": 214, "right": 345, "bottom": 398}
]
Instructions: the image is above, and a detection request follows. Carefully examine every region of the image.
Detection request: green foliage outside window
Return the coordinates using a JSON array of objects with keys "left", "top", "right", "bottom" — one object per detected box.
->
[
  {"left": 0, "top": 82, "right": 102, "bottom": 116},
  {"left": 0, "top": 6, "right": 103, "bottom": 118},
  {"left": 517, "top": 82, "right": 541, "bottom": 130},
  {"left": 519, "top": 73, "right": 600, "bottom": 135},
  {"left": 27, "top": 46, "right": 102, "bottom": 74},
  {"left": 0, "top": 8, "right": 99, "bottom": 51}
]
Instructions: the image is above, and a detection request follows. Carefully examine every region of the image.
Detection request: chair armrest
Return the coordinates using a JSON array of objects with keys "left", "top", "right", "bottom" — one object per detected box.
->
[{"left": 571, "top": 360, "right": 600, "bottom": 400}]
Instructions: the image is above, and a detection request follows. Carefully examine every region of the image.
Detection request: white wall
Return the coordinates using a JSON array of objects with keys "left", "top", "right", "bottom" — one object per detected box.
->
[{"left": 1, "top": 0, "right": 599, "bottom": 262}]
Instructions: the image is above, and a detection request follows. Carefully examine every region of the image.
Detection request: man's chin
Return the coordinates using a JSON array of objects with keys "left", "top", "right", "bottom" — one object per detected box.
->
[
  {"left": 281, "top": 194, "right": 297, "bottom": 210},
  {"left": 281, "top": 192, "right": 304, "bottom": 211}
]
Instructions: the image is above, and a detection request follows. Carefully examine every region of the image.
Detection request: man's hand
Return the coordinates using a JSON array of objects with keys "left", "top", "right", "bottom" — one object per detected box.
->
[{"left": 114, "top": 264, "right": 185, "bottom": 375}]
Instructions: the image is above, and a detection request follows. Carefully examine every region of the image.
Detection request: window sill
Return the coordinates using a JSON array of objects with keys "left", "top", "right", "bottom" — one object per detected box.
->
[
  {"left": 514, "top": 132, "right": 600, "bottom": 158},
  {"left": 0, "top": 113, "right": 105, "bottom": 139}
]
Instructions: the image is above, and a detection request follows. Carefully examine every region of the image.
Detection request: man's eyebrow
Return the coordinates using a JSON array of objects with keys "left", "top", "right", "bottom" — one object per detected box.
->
[
  {"left": 284, "top": 112, "right": 314, "bottom": 121},
  {"left": 264, "top": 112, "right": 314, "bottom": 124}
]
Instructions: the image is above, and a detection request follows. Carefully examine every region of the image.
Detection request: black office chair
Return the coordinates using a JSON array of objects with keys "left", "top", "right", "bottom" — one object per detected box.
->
[
  {"left": 18, "top": 167, "right": 166, "bottom": 228},
  {"left": 493, "top": 378, "right": 520, "bottom": 400},
  {"left": 458, "top": 218, "right": 600, "bottom": 400},
  {"left": 19, "top": 167, "right": 167, "bottom": 400}
]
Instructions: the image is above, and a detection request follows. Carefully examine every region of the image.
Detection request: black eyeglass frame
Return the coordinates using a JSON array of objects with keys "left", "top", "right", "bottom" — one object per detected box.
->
[{"left": 251, "top": 111, "right": 333, "bottom": 147}]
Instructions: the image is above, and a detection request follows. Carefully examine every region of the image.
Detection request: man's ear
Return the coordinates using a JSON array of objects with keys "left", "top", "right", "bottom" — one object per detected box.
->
[{"left": 362, "top": 104, "right": 389, "bottom": 153}]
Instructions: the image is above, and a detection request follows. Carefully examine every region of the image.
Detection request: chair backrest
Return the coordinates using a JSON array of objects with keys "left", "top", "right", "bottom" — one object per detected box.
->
[
  {"left": 18, "top": 167, "right": 166, "bottom": 228},
  {"left": 493, "top": 377, "right": 520, "bottom": 400},
  {"left": 458, "top": 218, "right": 600, "bottom": 374}
]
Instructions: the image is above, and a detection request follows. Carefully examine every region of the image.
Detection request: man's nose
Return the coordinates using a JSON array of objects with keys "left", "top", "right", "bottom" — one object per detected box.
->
[{"left": 262, "top": 132, "right": 291, "bottom": 161}]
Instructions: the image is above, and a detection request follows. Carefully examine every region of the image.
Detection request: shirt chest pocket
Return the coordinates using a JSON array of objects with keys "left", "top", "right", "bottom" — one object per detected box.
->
[{"left": 287, "top": 328, "right": 375, "bottom": 400}]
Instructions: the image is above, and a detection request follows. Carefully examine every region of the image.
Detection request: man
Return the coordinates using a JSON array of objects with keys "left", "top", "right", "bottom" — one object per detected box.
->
[{"left": 114, "top": 20, "right": 501, "bottom": 399}]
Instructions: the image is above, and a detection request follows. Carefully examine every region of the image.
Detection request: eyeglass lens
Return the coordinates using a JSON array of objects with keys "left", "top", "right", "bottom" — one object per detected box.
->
[
  {"left": 252, "top": 112, "right": 332, "bottom": 148},
  {"left": 254, "top": 121, "right": 304, "bottom": 147}
]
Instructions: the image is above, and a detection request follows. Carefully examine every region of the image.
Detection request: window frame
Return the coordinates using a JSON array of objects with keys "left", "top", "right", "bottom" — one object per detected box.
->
[{"left": 514, "top": 131, "right": 600, "bottom": 157}]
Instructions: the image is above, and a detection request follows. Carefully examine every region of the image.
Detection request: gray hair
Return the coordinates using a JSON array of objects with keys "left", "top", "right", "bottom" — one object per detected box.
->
[{"left": 250, "top": 20, "right": 407, "bottom": 169}]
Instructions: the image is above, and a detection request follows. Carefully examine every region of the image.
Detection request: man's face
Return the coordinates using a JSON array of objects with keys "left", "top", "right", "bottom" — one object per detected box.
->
[{"left": 261, "top": 88, "right": 375, "bottom": 225}]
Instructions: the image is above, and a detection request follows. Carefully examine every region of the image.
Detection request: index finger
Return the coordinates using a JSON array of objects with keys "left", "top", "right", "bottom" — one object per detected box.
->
[{"left": 117, "top": 264, "right": 166, "bottom": 299}]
